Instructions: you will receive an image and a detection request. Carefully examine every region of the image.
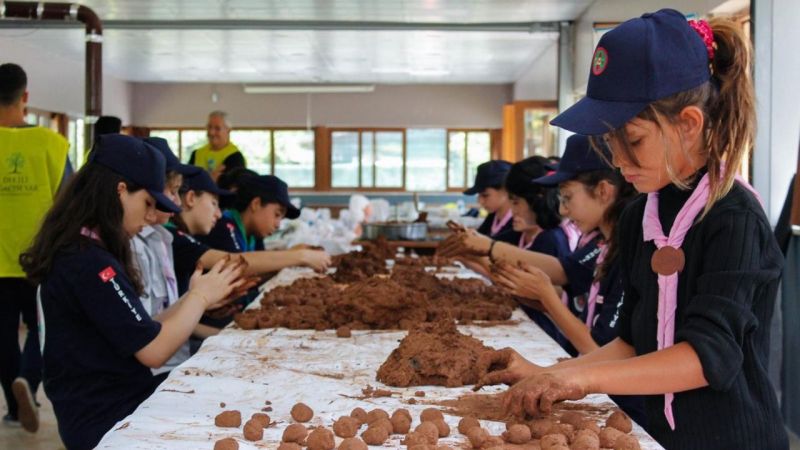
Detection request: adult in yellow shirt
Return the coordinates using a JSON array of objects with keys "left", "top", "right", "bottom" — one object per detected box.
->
[
  {"left": 0, "top": 63, "right": 70, "bottom": 433},
  {"left": 188, "top": 111, "right": 246, "bottom": 183}
]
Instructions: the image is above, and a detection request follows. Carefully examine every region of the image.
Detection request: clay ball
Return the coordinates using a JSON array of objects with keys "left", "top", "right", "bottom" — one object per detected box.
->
[
  {"left": 466, "top": 427, "right": 489, "bottom": 449},
  {"left": 333, "top": 416, "right": 360, "bottom": 438},
  {"left": 350, "top": 407, "right": 368, "bottom": 425},
  {"left": 540, "top": 433, "right": 568, "bottom": 449},
  {"left": 577, "top": 419, "right": 601, "bottom": 435},
  {"left": 558, "top": 411, "right": 585, "bottom": 428},
  {"left": 415, "top": 421, "right": 440, "bottom": 444},
  {"left": 307, "top": 427, "right": 336, "bottom": 450},
  {"left": 336, "top": 326, "right": 352, "bottom": 338},
  {"left": 527, "top": 418, "right": 555, "bottom": 439},
  {"left": 361, "top": 425, "right": 390, "bottom": 445},
  {"left": 571, "top": 431, "right": 600, "bottom": 450},
  {"left": 366, "top": 408, "right": 390, "bottom": 424},
  {"left": 503, "top": 424, "right": 532, "bottom": 444},
  {"left": 291, "top": 403, "right": 314, "bottom": 422},
  {"left": 282, "top": 423, "right": 309, "bottom": 444},
  {"left": 431, "top": 419, "right": 450, "bottom": 438},
  {"left": 338, "top": 437, "right": 368, "bottom": 450},
  {"left": 250, "top": 413, "right": 270, "bottom": 428},
  {"left": 606, "top": 410, "right": 633, "bottom": 434},
  {"left": 599, "top": 427, "right": 625, "bottom": 448},
  {"left": 371, "top": 417, "right": 394, "bottom": 435},
  {"left": 613, "top": 434, "right": 641, "bottom": 450},
  {"left": 546, "top": 423, "right": 575, "bottom": 443},
  {"left": 415, "top": 390, "right": 426, "bottom": 397},
  {"left": 458, "top": 416, "right": 480, "bottom": 435},
  {"left": 277, "top": 443, "right": 302, "bottom": 450},
  {"left": 392, "top": 408, "right": 412, "bottom": 421},
  {"left": 214, "top": 410, "right": 242, "bottom": 428},
  {"left": 402, "top": 432, "right": 429, "bottom": 447},
  {"left": 390, "top": 414, "right": 412, "bottom": 434},
  {"left": 244, "top": 419, "right": 264, "bottom": 441},
  {"left": 214, "top": 437, "right": 239, "bottom": 450},
  {"left": 407, "top": 446, "right": 435, "bottom": 450},
  {"left": 420, "top": 408, "right": 444, "bottom": 423}
]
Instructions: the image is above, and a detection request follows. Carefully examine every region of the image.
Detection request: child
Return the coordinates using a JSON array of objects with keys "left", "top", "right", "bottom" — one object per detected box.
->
[
  {"left": 464, "top": 160, "right": 517, "bottom": 244},
  {"left": 20, "top": 135, "right": 243, "bottom": 449},
  {"left": 501, "top": 10, "right": 788, "bottom": 449}
]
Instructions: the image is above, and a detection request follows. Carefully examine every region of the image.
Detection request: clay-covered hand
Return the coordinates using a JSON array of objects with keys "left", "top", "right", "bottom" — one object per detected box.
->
[
  {"left": 437, "top": 229, "right": 492, "bottom": 258},
  {"left": 474, "top": 347, "right": 543, "bottom": 390},
  {"left": 502, "top": 371, "right": 589, "bottom": 418},
  {"left": 204, "top": 303, "right": 242, "bottom": 320},
  {"left": 300, "top": 249, "right": 332, "bottom": 272},
  {"left": 492, "top": 262, "right": 558, "bottom": 306},
  {"left": 188, "top": 255, "right": 247, "bottom": 310}
]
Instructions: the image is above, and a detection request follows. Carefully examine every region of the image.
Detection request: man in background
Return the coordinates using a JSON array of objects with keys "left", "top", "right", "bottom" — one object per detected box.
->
[{"left": 188, "top": 110, "right": 246, "bottom": 182}]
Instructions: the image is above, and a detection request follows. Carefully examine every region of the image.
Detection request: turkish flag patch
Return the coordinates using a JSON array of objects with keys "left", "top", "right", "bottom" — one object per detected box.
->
[
  {"left": 227, "top": 223, "right": 235, "bottom": 231},
  {"left": 98, "top": 266, "right": 116, "bottom": 283}
]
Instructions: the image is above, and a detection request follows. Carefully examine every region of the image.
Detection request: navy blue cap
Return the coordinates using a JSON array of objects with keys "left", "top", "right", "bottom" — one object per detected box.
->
[
  {"left": 181, "top": 170, "right": 234, "bottom": 198},
  {"left": 239, "top": 175, "right": 301, "bottom": 220},
  {"left": 551, "top": 9, "right": 711, "bottom": 135},
  {"left": 463, "top": 160, "right": 512, "bottom": 195},
  {"left": 88, "top": 134, "right": 181, "bottom": 213},
  {"left": 143, "top": 137, "right": 200, "bottom": 176},
  {"left": 532, "top": 135, "right": 612, "bottom": 186}
]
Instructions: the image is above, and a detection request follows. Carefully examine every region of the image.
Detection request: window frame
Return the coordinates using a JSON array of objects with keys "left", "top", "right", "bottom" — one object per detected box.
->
[
  {"left": 328, "top": 127, "right": 408, "bottom": 192},
  {"left": 445, "top": 128, "right": 494, "bottom": 193}
]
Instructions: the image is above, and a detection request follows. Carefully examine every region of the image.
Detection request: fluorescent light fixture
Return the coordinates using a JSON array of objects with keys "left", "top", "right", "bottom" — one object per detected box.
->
[
  {"left": 408, "top": 69, "right": 451, "bottom": 76},
  {"left": 243, "top": 84, "right": 375, "bottom": 94}
]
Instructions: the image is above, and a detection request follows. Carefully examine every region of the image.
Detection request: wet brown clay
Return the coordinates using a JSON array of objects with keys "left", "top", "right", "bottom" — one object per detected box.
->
[
  {"left": 338, "top": 437, "right": 368, "bottom": 450},
  {"left": 333, "top": 416, "right": 360, "bottom": 438},
  {"left": 605, "top": 410, "right": 632, "bottom": 434},
  {"left": 361, "top": 425, "right": 390, "bottom": 445},
  {"left": 243, "top": 419, "right": 264, "bottom": 441},
  {"left": 307, "top": 427, "right": 336, "bottom": 450},
  {"left": 215, "top": 410, "right": 242, "bottom": 428},
  {"left": 502, "top": 424, "right": 532, "bottom": 444},
  {"left": 291, "top": 403, "right": 314, "bottom": 422},
  {"left": 214, "top": 437, "right": 238, "bottom": 450},
  {"left": 282, "top": 423, "right": 309, "bottom": 444}
]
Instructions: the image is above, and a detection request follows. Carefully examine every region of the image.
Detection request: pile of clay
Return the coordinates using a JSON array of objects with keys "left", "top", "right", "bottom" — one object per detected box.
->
[
  {"left": 234, "top": 266, "right": 514, "bottom": 331},
  {"left": 376, "top": 320, "right": 496, "bottom": 387},
  {"left": 330, "top": 237, "right": 396, "bottom": 283}
]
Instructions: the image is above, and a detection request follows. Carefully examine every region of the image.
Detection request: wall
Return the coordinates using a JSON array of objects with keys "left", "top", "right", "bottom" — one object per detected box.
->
[
  {"left": 512, "top": 42, "right": 558, "bottom": 101},
  {"left": 131, "top": 83, "right": 512, "bottom": 129},
  {"left": 753, "top": 0, "right": 800, "bottom": 225},
  {"left": 0, "top": 33, "right": 132, "bottom": 123}
]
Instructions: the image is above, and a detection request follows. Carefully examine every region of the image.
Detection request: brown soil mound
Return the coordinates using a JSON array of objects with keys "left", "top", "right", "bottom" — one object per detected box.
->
[{"left": 376, "top": 320, "right": 496, "bottom": 387}]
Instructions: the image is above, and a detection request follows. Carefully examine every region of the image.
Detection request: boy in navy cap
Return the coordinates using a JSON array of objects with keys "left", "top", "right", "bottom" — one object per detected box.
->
[
  {"left": 464, "top": 160, "right": 517, "bottom": 244},
  {"left": 19, "top": 134, "right": 244, "bottom": 449}
]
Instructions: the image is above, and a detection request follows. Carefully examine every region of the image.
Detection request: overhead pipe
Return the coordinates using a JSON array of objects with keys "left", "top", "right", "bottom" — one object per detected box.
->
[{"left": 1, "top": 1, "right": 102, "bottom": 151}]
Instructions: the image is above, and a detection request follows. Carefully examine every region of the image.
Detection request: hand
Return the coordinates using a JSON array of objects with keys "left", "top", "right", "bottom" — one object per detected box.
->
[
  {"left": 492, "top": 262, "right": 559, "bottom": 308},
  {"left": 474, "top": 348, "right": 543, "bottom": 390},
  {"left": 437, "top": 229, "right": 492, "bottom": 258},
  {"left": 300, "top": 249, "right": 332, "bottom": 272},
  {"left": 209, "top": 164, "right": 226, "bottom": 183},
  {"left": 204, "top": 303, "right": 242, "bottom": 320},
  {"left": 187, "top": 255, "right": 246, "bottom": 310},
  {"left": 503, "top": 371, "right": 589, "bottom": 419}
]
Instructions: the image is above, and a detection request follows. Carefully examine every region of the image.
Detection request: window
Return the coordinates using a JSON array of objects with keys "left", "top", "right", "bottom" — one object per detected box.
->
[
  {"left": 151, "top": 128, "right": 315, "bottom": 188},
  {"left": 67, "top": 118, "right": 85, "bottom": 169},
  {"left": 406, "top": 129, "right": 447, "bottom": 191},
  {"left": 274, "top": 130, "right": 315, "bottom": 188},
  {"left": 447, "top": 130, "right": 491, "bottom": 190},
  {"left": 331, "top": 129, "right": 405, "bottom": 189}
]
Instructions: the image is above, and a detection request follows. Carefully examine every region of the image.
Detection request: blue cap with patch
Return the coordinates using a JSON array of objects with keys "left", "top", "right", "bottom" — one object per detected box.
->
[
  {"left": 463, "top": 160, "right": 512, "bottom": 195},
  {"left": 532, "top": 135, "right": 612, "bottom": 186},
  {"left": 551, "top": 9, "right": 711, "bottom": 135},
  {"left": 143, "top": 137, "right": 200, "bottom": 176},
  {"left": 239, "top": 175, "right": 301, "bottom": 220},
  {"left": 88, "top": 134, "right": 181, "bottom": 213},
  {"left": 181, "top": 170, "right": 234, "bottom": 198}
]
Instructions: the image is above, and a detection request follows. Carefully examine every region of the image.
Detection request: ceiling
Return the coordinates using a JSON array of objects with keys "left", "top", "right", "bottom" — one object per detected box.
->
[{"left": 0, "top": 0, "right": 595, "bottom": 84}]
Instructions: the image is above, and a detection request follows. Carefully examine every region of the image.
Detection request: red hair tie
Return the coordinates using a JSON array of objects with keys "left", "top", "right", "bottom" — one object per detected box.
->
[{"left": 688, "top": 19, "right": 715, "bottom": 60}]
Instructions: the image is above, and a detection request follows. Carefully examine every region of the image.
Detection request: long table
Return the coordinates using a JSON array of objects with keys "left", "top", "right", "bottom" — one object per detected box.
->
[{"left": 97, "top": 268, "right": 663, "bottom": 449}]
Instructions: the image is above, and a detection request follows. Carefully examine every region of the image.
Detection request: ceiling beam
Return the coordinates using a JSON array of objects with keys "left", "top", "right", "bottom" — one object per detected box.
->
[{"left": 0, "top": 18, "right": 561, "bottom": 33}]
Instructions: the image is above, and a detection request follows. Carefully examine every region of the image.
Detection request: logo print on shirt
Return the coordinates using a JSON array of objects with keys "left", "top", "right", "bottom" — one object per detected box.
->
[
  {"left": 98, "top": 266, "right": 117, "bottom": 283},
  {"left": 226, "top": 222, "right": 241, "bottom": 250},
  {"left": 592, "top": 47, "right": 609, "bottom": 76}
]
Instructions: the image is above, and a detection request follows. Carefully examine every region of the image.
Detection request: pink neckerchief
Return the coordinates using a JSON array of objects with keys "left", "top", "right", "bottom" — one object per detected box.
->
[
  {"left": 584, "top": 242, "right": 608, "bottom": 327},
  {"left": 518, "top": 229, "right": 542, "bottom": 250},
  {"left": 490, "top": 209, "right": 513, "bottom": 235},
  {"left": 80, "top": 227, "right": 101, "bottom": 241},
  {"left": 642, "top": 172, "right": 760, "bottom": 430},
  {"left": 560, "top": 220, "right": 581, "bottom": 252},
  {"left": 561, "top": 229, "right": 600, "bottom": 307}
]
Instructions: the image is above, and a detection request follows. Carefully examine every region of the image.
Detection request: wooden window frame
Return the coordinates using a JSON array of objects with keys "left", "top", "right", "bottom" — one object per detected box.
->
[{"left": 445, "top": 128, "right": 494, "bottom": 193}]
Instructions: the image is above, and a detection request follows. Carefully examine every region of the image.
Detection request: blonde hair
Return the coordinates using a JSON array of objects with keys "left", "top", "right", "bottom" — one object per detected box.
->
[{"left": 593, "top": 18, "right": 754, "bottom": 217}]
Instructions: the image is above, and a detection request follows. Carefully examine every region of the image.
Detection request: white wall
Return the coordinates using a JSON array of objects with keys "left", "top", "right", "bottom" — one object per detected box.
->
[
  {"left": 0, "top": 35, "right": 132, "bottom": 123},
  {"left": 754, "top": 0, "right": 800, "bottom": 225},
  {"left": 130, "top": 83, "right": 512, "bottom": 129},
  {"left": 512, "top": 42, "right": 558, "bottom": 101}
]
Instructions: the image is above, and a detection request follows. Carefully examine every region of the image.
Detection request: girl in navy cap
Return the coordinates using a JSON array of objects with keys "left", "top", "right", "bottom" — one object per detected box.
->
[
  {"left": 19, "top": 135, "right": 244, "bottom": 450},
  {"left": 465, "top": 160, "right": 518, "bottom": 244},
  {"left": 503, "top": 10, "right": 788, "bottom": 449}
]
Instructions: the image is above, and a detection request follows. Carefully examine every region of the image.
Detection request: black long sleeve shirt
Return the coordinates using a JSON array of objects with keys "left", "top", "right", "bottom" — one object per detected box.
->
[{"left": 617, "top": 180, "right": 788, "bottom": 450}]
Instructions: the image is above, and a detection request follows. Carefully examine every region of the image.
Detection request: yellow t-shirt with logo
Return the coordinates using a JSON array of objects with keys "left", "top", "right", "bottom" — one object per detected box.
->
[
  {"left": 0, "top": 126, "right": 69, "bottom": 277},
  {"left": 191, "top": 142, "right": 241, "bottom": 172}
]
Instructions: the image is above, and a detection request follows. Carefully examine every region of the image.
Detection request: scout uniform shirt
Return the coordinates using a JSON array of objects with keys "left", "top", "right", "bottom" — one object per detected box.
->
[{"left": 199, "top": 209, "right": 265, "bottom": 253}]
